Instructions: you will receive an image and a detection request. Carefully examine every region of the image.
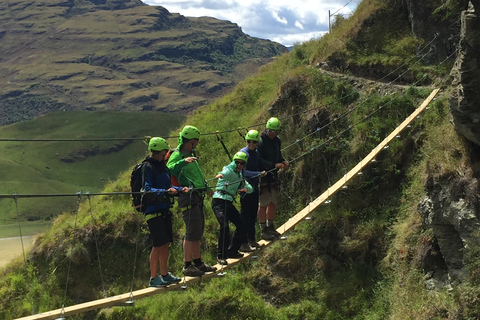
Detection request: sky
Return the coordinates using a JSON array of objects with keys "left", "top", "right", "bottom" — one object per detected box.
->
[{"left": 142, "top": 0, "right": 358, "bottom": 47}]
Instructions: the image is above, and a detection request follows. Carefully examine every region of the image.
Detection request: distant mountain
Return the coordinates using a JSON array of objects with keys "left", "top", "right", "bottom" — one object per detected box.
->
[{"left": 0, "top": 0, "right": 287, "bottom": 125}]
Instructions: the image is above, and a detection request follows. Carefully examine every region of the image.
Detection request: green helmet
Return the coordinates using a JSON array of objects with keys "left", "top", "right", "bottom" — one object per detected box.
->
[
  {"left": 149, "top": 137, "right": 169, "bottom": 151},
  {"left": 245, "top": 130, "right": 260, "bottom": 142},
  {"left": 180, "top": 125, "right": 200, "bottom": 140},
  {"left": 266, "top": 117, "right": 280, "bottom": 130},
  {"left": 233, "top": 151, "right": 248, "bottom": 163}
]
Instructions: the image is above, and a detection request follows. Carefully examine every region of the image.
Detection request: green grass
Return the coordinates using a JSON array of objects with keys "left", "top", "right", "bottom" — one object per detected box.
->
[
  {"left": 0, "top": 221, "right": 52, "bottom": 238},
  {"left": 0, "top": 111, "right": 185, "bottom": 223}
]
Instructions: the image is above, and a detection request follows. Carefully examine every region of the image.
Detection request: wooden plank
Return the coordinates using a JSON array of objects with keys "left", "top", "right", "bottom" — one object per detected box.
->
[{"left": 14, "top": 88, "right": 439, "bottom": 320}]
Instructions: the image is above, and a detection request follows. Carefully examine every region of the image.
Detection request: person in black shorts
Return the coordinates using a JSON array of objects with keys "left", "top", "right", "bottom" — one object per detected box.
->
[{"left": 143, "top": 137, "right": 188, "bottom": 287}]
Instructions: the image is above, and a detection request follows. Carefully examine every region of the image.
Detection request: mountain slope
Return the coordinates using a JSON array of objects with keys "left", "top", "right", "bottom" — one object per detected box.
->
[{"left": 0, "top": 0, "right": 287, "bottom": 125}]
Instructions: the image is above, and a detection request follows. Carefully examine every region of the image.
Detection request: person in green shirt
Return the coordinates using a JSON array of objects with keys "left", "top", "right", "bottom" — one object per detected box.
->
[
  {"left": 167, "top": 125, "right": 216, "bottom": 277},
  {"left": 212, "top": 151, "right": 254, "bottom": 265}
]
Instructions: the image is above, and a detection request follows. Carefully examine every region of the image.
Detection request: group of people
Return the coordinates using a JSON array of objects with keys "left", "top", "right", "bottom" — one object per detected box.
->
[{"left": 140, "top": 117, "right": 288, "bottom": 287}]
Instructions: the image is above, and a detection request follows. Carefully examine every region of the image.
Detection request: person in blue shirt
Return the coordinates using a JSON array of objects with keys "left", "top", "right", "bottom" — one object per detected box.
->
[
  {"left": 142, "top": 137, "right": 188, "bottom": 287},
  {"left": 239, "top": 130, "right": 267, "bottom": 251},
  {"left": 212, "top": 152, "right": 253, "bottom": 265}
]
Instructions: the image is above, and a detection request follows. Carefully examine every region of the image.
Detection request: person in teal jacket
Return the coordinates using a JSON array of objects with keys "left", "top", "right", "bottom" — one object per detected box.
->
[
  {"left": 212, "top": 152, "right": 253, "bottom": 265},
  {"left": 167, "top": 125, "right": 216, "bottom": 277}
]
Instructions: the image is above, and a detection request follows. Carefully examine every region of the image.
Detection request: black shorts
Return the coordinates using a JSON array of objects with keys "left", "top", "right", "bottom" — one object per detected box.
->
[{"left": 146, "top": 213, "right": 173, "bottom": 247}]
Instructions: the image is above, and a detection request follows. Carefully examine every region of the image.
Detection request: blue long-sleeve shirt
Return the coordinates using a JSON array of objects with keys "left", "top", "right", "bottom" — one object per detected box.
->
[
  {"left": 142, "top": 157, "right": 183, "bottom": 214},
  {"left": 240, "top": 146, "right": 262, "bottom": 190}
]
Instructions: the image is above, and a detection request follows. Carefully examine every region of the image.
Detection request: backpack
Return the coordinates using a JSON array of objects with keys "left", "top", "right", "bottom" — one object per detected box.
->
[
  {"left": 130, "top": 159, "right": 157, "bottom": 213},
  {"left": 164, "top": 149, "right": 180, "bottom": 187}
]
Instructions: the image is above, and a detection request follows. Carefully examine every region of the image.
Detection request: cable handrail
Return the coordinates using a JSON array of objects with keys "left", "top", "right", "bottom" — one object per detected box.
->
[{"left": 0, "top": 35, "right": 444, "bottom": 144}]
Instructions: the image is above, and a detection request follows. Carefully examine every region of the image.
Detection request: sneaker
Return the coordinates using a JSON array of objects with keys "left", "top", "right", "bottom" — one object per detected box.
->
[
  {"left": 249, "top": 241, "right": 260, "bottom": 248},
  {"left": 183, "top": 264, "right": 205, "bottom": 277},
  {"left": 149, "top": 275, "right": 167, "bottom": 287},
  {"left": 227, "top": 251, "right": 244, "bottom": 259},
  {"left": 196, "top": 262, "right": 217, "bottom": 273},
  {"left": 162, "top": 272, "right": 181, "bottom": 285},
  {"left": 217, "top": 258, "right": 228, "bottom": 266},
  {"left": 239, "top": 243, "right": 255, "bottom": 252}
]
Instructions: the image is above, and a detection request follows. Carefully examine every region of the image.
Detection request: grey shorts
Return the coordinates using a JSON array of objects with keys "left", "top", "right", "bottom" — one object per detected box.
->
[
  {"left": 178, "top": 192, "right": 205, "bottom": 241},
  {"left": 259, "top": 186, "right": 278, "bottom": 207}
]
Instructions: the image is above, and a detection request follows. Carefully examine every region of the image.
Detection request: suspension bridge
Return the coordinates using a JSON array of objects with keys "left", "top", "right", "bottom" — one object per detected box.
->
[{"left": 11, "top": 88, "right": 440, "bottom": 320}]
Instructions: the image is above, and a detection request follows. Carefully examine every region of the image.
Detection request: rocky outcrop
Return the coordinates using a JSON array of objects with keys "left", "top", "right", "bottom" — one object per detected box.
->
[
  {"left": 449, "top": 6, "right": 480, "bottom": 147},
  {"left": 418, "top": 170, "right": 480, "bottom": 281},
  {"left": 403, "top": 0, "right": 459, "bottom": 63}
]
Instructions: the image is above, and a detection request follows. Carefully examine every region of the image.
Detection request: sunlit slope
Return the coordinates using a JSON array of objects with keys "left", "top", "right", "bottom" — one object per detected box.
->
[{"left": 0, "top": 111, "right": 184, "bottom": 222}]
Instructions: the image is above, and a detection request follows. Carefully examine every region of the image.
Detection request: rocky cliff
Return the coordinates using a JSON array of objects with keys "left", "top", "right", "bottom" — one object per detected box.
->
[
  {"left": 418, "top": 1, "right": 480, "bottom": 289},
  {"left": 450, "top": 4, "right": 480, "bottom": 147}
]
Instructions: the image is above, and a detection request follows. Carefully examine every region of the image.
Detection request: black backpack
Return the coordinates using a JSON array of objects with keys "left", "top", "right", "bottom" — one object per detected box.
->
[{"left": 130, "top": 159, "right": 157, "bottom": 213}]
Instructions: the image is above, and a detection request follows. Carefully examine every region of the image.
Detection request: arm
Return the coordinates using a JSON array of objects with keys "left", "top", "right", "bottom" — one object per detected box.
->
[
  {"left": 239, "top": 179, "right": 254, "bottom": 194},
  {"left": 166, "top": 151, "right": 188, "bottom": 178},
  {"left": 142, "top": 165, "right": 169, "bottom": 195},
  {"left": 244, "top": 169, "right": 263, "bottom": 179},
  {"left": 257, "top": 139, "right": 276, "bottom": 171}
]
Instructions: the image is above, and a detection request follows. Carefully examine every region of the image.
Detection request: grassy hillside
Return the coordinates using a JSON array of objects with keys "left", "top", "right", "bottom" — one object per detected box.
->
[
  {"left": 2, "top": 0, "right": 480, "bottom": 319},
  {"left": 0, "top": 0, "right": 287, "bottom": 124},
  {"left": 0, "top": 111, "right": 184, "bottom": 225}
]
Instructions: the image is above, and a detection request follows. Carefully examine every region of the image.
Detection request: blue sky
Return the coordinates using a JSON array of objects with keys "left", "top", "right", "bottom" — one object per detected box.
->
[{"left": 142, "top": 0, "right": 358, "bottom": 47}]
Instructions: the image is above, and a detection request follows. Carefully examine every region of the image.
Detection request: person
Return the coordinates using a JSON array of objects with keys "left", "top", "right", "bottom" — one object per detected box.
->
[
  {"left": 143, "top": 137, "right": 187, "bottom": 287},
  {"left": 212, "top": 151, "right": 254, "bottom": 265},
  {"left": 257, "top": 117, "right": 289, "bottom": 240},
  {"left": 167, "top": 125, "right": 217, "bottom": 277},
  {"left": 239, "top": 130, "right": 266, "bottom": 250}
]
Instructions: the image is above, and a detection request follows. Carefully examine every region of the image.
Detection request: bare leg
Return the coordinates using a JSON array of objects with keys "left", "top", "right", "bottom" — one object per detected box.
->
[
  {"left": 150, "top": 243, "right": 169, "bottom": 278},
  {"left": 266, "top": 203, "right": 276, "bottom": 221},
  {"left": 184, "top": 239, "right": 201, "bottom": 262},
  {"left": 258, "top": 206, "right": 267, "bottom": 223}
]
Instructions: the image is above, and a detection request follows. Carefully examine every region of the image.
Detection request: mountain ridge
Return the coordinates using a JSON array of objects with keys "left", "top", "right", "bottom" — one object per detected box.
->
[{"left": 0, "top": 0, "right": 287, "bottom": 125}]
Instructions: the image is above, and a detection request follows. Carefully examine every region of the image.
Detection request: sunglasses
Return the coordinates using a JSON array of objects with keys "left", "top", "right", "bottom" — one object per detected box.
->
[
  {"left": 246, "top": 140, "right": 258, "bottom": 144},
  {"left": 268, "top": 129, "right": 279, "bottom": 134},
  {"left": 235, "top": 160, "right": 246, "bottom": 166}
]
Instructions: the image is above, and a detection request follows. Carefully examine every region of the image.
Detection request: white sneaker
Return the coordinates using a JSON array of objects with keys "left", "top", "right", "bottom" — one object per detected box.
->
[{"left": 239, "top": 243, "right": 255, "bottom": 252}]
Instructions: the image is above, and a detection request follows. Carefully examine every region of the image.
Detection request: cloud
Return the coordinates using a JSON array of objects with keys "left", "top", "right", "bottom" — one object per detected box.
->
[{"left": 143, "top": 0, "right": 356, "bottom": 46}]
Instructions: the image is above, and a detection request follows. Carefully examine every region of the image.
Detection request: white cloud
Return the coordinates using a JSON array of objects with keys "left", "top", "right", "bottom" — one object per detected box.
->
[
  {"left": 142, "top": 0, "right": 357, "bottom": 46},
  {"left": 295, "top": 20, "right": 304, "bottom": 30},
  {"left": 272, "top": 11, "right": 288, "bottom": 25}
]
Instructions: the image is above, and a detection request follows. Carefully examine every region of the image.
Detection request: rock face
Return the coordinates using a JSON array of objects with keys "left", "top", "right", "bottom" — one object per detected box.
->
[
  {"left": 403, "top": 0, "right": 459, "bottom": 63},
  {"left": 418, "top": 170, "right": 480, "bottom": 281},
  {"left": 449, "top": 6, "right": 480, "bottom": 147}
]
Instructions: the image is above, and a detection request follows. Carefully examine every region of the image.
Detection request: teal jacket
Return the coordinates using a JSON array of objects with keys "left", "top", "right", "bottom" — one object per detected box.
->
[
  {"left": 213, "top": 161, "right": 253, "bottom": 202},
  {"left": 166, "top": 147, "right": 208, "bottom": 190}
]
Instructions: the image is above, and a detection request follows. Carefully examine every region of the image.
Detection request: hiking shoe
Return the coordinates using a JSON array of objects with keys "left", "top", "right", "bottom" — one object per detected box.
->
[
  {"left": 249, "top": 241, "right": 260, "bottom": 248},
  {"left": 227, "top": 251, "right": 244, "bottom": 259},
  {"left": 183, "top": 264, "right": 205, "bottom": 277},
  {"left": 261, "top": 228, "right": 276, "bottom": 241},
  {"left": 196, "top": 262, "right": 217, "bottom": 273},
  {"left": 149, "top": 275, "right": 167, "bottom": 287},
  {"left": 268, "top": 224, "right": 281, "bottom": 238},
  {"left": 239, "top": 243, "right": 255, "bottom": 252},
  {"left": 217, "top": 258, "right": 228, "bottom": 266},
  {"left": 162, "top": 272, "right": 181, "bottom": 285}
]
